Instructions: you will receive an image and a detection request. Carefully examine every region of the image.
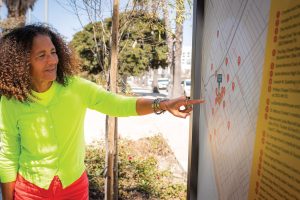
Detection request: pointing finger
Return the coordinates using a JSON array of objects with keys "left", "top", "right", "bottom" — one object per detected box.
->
[{"left": 187, "top": 99, "right": 205, "bottom": 105}]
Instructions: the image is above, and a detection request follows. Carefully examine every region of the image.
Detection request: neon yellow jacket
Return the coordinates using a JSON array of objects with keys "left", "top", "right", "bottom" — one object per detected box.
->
[{"left": 0, "top": 76, "right": 137, "bottom": 189}]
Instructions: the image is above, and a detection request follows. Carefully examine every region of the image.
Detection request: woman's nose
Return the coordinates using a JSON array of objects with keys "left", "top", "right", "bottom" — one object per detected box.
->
[{"left": 47, "top": 54, "right": 58, "bottom": 64}]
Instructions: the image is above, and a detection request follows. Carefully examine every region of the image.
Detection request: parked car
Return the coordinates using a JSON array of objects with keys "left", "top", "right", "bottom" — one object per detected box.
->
[
  {"left": 157, "top": 78, "right": 169, "bottom": 90},
  {"left": 181, "top": 79, "right": 191, "bottom": 97}
]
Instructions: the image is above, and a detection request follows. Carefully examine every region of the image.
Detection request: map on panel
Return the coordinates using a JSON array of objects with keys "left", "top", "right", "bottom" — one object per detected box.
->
[{"left": 201, "top": 0, "right": 270, "bottom": 199}]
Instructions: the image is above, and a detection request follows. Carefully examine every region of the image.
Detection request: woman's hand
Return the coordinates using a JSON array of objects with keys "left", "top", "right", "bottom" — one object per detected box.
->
[
  {"left": 161, "top": 96, "right": 205, "bottom": 118},
  {"left": 136, "top": 96, "right": 205, "bottom": 117}
]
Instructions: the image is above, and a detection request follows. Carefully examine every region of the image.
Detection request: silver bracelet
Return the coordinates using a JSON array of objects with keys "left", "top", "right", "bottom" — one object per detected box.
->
[{"left": 152, "top": 98, "right": 169, "bottom": 114}]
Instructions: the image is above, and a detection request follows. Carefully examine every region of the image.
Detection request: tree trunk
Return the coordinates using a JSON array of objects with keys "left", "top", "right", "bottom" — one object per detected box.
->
[
  {"left": 152, "top": 69, "right": 159, "bottom": 93},
  {"left": 162, "top": 0, "right": 175, "bottom": 98},
  {"left": 105, "top": 0, "right": 119, "bottom": 199},
  {"left": 150, "top": 0, "right": 159, "bottom": 17},
  {"left": 172, "top": 0, "right": 185, "bottom": 98}
]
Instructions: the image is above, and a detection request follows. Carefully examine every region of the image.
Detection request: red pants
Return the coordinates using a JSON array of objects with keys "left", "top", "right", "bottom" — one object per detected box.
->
[{"left": 14, "top": 171, "right": 89, "bottom": 200}]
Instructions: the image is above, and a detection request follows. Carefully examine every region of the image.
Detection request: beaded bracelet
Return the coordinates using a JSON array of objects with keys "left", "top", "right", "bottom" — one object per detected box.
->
[{"left": 152, "top": 98, "right": 169, "bottom": 114}]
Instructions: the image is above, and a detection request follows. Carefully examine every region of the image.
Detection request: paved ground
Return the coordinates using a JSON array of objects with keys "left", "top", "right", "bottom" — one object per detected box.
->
[{"left": 84, "top": 85, "right": 190, "bottom": 172}]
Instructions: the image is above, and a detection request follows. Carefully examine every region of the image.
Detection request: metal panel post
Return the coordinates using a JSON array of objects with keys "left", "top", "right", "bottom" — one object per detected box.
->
[{"left": 187, "top": 0, "right": 205, "bottom": 199}]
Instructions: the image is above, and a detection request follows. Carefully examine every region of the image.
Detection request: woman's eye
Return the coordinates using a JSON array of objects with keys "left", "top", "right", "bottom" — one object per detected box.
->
[
  {"left": 38, "top": 54, "right": 45, "bottom": 58},
  {"left": 51, "top": 51, "right": 57, "bottom": 54}
]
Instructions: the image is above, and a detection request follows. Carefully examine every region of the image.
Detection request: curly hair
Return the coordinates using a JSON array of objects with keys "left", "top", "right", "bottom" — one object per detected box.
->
[{"left": 0, "top": 24, "right": 79, "bottom": 102}]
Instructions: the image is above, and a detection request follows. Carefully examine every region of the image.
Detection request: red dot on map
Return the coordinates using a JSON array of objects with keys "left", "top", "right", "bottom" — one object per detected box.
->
[
  {"left": 225, "top": 57, "right": 228, "bottom": 65},
  {"left": 272, "top": 49, "right": 276, "bottom": 56},
  {"left": 222, "top": 87, "right": 226, "bottom": 95},
  {"left": 266, "top": 98, "right": 270, "bottom": 105},
  {"left": 223, "top": 100, "right": 226, "bottom": 109},
  {"left": 268, "top": 86, "right": 272, "bottom": 92},
  {"left": 265, "top": 106, "right": 269, "bottom": 112},
  {"left": 232, "top": 82, "right": 235, "bottom": 91},
  {"left": 227, "top": 74, "right": 229, "bottom": 82},
  {"left": 211, "top": 63, "right": 213, "bottom": 71},
  {"left": 277, "top": 11, "right": 280, "bottom": 18},
  {"left": 237, "top": 56, "right": 241, "bottom": 66},
  {"left": 217, "top": 30, "right": 219, "bottom": 38},
  {"left": 269, "top": 78, "right": 272, "bottom": 84},
  {"left": 227, "top": 121, "right": 230, "bottom": 130},
  {"left": 270, "top": 71, "right": 273, "bottom": 77}
]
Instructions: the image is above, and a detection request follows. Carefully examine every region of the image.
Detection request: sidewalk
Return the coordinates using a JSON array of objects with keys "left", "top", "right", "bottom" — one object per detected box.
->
[{"left": 84, "top": 109, "right": 190, "bottom": 172}]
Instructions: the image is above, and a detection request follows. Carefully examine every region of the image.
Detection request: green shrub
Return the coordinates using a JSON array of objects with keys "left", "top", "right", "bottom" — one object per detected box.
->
[{"left": 85, "top": 135, "right": 186, "bottom": 200}]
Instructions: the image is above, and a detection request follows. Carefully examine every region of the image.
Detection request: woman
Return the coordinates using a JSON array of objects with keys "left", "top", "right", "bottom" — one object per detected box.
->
[{"left": 0, "top": 24, "right": 203, "bottom": 200}]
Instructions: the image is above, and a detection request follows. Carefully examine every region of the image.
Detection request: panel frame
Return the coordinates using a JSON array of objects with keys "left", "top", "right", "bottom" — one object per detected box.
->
[{"left": 187, "top": 0, "right": 205, "bottom": 199}]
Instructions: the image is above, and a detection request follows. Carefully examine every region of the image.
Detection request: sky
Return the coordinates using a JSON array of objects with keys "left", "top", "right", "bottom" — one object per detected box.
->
[{"left": 0, "top": 0, "right": 193, "bottom": 46}]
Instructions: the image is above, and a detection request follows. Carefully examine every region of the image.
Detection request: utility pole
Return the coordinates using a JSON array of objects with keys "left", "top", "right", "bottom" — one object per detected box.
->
[
  {"left": 105, "top": 0, "right": 119, "bottom": 199},
  {"left": 44, "top": 0, "right": 48, "bottom": 23},
  {"left": 0, "top": 0, "right": 3, "bottom": 36},
  {"left": 0, "top": 0, "right": 2, "bottom": 20},
  {"left": 27, "top": 9, "right": 31, "bottom": 24}
]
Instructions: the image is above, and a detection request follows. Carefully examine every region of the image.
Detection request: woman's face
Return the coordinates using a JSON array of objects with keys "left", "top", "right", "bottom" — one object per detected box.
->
[{"left": 30, "top": 34, "right": 58, "bottom": 86}]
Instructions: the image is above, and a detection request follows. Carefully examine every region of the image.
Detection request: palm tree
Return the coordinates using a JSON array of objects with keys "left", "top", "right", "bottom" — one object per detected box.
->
[{"left": 0, "top": 0, "right": 37, "bottom": 31}]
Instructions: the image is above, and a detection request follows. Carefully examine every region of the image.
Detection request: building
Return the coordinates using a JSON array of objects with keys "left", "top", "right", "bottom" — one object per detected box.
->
[{"left": 181, "top": 46, "right": 192, "bottom": 76}]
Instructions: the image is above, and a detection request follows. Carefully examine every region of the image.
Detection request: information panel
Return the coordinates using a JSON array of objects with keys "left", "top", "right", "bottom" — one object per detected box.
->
[
  {"left": 248, "top": 1, "right": 300, "bottom": 199},
  {"left": 196, "top": 0, "right": 299, "bottom": 199}
]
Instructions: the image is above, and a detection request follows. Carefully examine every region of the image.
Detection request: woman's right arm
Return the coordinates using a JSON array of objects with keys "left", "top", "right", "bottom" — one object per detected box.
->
[{"left": 1, "top": 182, "right": 15, "bottom": 200}]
